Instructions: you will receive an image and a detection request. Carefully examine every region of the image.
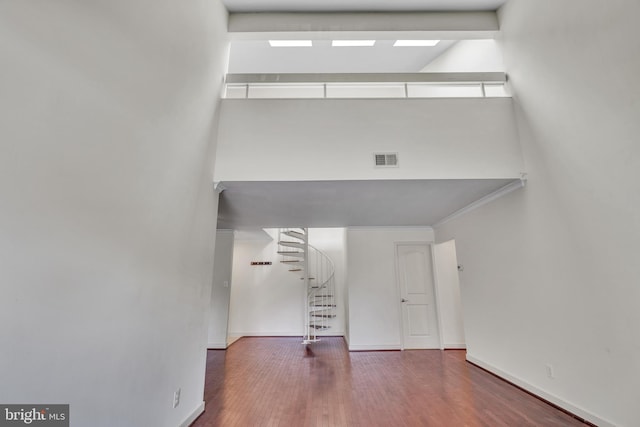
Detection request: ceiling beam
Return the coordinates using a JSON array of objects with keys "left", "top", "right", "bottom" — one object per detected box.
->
[{"left": 228, "top": 12, "right": 499, "bottom": 40}]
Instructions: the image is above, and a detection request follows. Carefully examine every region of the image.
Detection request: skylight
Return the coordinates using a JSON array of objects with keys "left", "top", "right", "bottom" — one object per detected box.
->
[
  {"left": 268, "top": 40, "right": 312, "bottom": 47},
  {"left": 393, "top": 40, "right": 440, "bottom": 47},
  {"left": 332, "top": 40, "right": 376, "bottom": 47}
]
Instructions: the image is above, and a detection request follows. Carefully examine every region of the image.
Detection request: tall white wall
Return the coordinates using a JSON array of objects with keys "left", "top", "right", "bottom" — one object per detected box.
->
[
  {"left": 435, "top": 1, "right": 640, "bottom": 426},
  {"left": 0, "top": 1, "right": 228, "bottom": 426},
  {"left": 346, "top": 227, "right": 436, "bottom": 350},
  {"left": 215, "top": 98, "right": 523, "bottom": 181},
  {"left": 228, "top": 229, "right": 346, "bottom": 337},
  {"left": 208, "top": 230, "right": 235, "bottom": 349},
  {"left": 433, "top": 240, "right": 466, "bottom": 348}
]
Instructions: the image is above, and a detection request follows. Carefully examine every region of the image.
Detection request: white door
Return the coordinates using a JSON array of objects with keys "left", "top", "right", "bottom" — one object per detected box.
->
[{"left": 396, "top": 243, "right": 440, "bottom": 349}]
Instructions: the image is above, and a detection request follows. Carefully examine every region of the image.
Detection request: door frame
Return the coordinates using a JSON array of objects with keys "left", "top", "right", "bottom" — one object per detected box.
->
[{"left": 394, "top": 241, "right": 445, "bottom": 350}]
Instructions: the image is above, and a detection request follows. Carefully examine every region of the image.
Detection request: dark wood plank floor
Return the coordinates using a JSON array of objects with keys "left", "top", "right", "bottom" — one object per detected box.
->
[{"left": 193, "top": 337, "right": 589, "bottom": 427}]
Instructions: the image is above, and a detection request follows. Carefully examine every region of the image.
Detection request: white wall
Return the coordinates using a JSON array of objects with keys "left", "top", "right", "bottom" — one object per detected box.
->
[
  {"left": 228, "top": 230, "right": 305, "bottom": 336},
  {"left": 0, "top": 1, "right": 228, "bottom": 426},
  {"left": 208, "top": 230, "right": 235, "bottom": 349},
  {"left": 435, "top": 1, "right": 640, "bottom": 426},
  {"left": 346, "top": 227, "right": 436, "bottom": 350},
  {"left": 421, "top": 39, "right": 505, "bottom": 72},
  {"left": 228, "top": 228, "right": 346, "bottom": 337},
  {"left": 433, "top": 240, "right": 466, "bottom": 348},
  {"left": 215, "top": 98, "right": 523, "bottom": 181}
]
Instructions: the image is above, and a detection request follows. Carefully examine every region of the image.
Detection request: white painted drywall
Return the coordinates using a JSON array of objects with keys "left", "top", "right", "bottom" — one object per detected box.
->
[
  {"left": 0, "top": 1, "right": 228, "bottom": 426},
  {"left": 433, "top": 240, "right": 466, "bottom": 348},
  {"left": 215, "top": 98, "right": 523, "bottom": 181},
  {"left": 208, "top": 231, "right": 235, "bottom": 349},
  {"left": 435, "top": 1, "right": 640, "bottom": 426},
  {"left": 421, "top": 39, "right": 505, "bottom": 72},
  {"left": 227, "top": 230, "right": 306, "bottom": 336},
  {"left": 346, "top": 227, "right": 435, "bottom": 350},
  {"left": 227, "top": 228, "right": 346, "bottom": 337}
]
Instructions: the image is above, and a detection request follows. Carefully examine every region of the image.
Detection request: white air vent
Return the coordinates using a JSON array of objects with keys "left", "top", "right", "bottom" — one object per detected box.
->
[{"left": 374, "top": 152, "right": 398, "bottom": 168}]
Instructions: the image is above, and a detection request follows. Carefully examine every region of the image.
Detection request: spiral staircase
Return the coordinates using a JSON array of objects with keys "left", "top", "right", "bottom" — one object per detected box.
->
[{"left": 277, "top": 228, "right": 336, "bottom": 344}]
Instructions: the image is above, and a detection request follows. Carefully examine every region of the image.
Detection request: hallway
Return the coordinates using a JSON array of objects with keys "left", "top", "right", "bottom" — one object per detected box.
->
[{"left": 193, "top": 337, "right": 589, "bottom": 426}]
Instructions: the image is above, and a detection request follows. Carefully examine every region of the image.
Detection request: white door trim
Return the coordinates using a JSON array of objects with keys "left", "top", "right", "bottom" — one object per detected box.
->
[{"left": 429, "top": 243, "right": 445, "bottom": 350}]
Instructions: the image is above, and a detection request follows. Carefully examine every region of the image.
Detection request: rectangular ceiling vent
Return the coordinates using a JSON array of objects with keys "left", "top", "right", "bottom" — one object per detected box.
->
[{"left": 374, "top": 152, "right": 399, "bottom": 168}]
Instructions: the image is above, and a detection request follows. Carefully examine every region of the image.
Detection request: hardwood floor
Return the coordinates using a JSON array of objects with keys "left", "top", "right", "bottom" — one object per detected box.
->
[{"left": 193, "top": 337, "right": 589, "bottom": 427}]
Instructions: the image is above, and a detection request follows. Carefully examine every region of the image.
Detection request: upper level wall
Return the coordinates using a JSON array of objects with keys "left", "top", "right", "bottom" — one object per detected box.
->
[
  {"left": 214, "top": 98, "right": 524, "bottom": 182},
  {"left": 421, "top": 40, "right": 505, "bottom": 72}
]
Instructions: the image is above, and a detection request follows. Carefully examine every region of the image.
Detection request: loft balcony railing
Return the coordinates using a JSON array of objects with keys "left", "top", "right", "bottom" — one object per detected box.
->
[{"left": 224, "top": 72, "right": 510, "bottom": 99}]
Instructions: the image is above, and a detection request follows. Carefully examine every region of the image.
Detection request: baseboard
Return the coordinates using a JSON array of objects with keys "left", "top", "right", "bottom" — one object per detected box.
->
[
  {"left": 228, "top": 331, "right": 302, "bottom": 337},
  {"left": 466, "top": 355, "right": 614, "bottom": 427},
  {"left": 444, "top": 343, "right": 467, "bottom": 349},
  {"left": 224, "top": 334, "right": 345, "bottom": 346},
  {"left": 318, "top": 331, "right": 345, "bottom": 336},
  {"left": 348, "top": 344, "right": 401, "bottom": 351},
  {"left": 207, "top": 342, "right": 227, "bottom": 349},
  {"left": 179, "top": 401, "right": 205, "bottom": 427},
  {"left": 226, "top": 335, "right": 242, "bottom": 347}
]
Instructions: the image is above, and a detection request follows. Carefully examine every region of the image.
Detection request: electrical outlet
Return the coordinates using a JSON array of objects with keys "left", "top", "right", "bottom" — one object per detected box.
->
[
  {"left": 545, "top": 364, "right": 554, "bottom": 379},
  {"left": 173, "top": 388, "right": 181, "bottom": 408}
]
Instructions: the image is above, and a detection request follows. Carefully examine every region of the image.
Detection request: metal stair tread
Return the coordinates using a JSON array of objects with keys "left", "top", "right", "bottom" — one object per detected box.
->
[
  {"left": 278, "top": 241, "right": 306, "bottom": 249},
  {"left": 277, "top": 251, "right": 305, "bottom": 258},
  {"left": 309, "top": 307, "right": 333, "bottom": 312},
  {"left": 283, "top": 230, "right": 307, "bottom": 241}
]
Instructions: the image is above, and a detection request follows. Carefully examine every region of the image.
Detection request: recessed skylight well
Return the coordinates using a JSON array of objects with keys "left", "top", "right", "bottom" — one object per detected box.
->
[
  {"left": 393, "top": 40, "right": 440, "bottom": 47},
  {"left": 332, "top": 40, "right": 376, "bottom": 47},
  {"left": 268, "top": 40, "right": 312, "bottom": 47}
]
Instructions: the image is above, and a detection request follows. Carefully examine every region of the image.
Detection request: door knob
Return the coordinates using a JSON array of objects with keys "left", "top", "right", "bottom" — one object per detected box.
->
[{"left": 401, "top": 298, "right": 409, "bottom": 303}]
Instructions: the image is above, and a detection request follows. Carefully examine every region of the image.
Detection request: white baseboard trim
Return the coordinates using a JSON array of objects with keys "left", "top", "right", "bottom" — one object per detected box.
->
[
  {"left": 466, "top": 355, "right": 615, "bottom": 427},
  {"left": 444, "top": 343, "right": 467, "bottom": 349},
  {"left": 228, "top": 331, "right": 302, "bottom": 337},
  {"left": 226, "top": 335, "right": 242, "bottom": 346},
  {"left": 179, "top": 401, "right": 205, "bottom": 427},
  {"left": 229, "top": 332, "right": 345, "bottom": 337},
  {"left": 207, "top": 342, "right": 227, "bottom": 349},
  {"left": 318, "top": 331, "right": 345, "bottom": 336},
  {"left": 348, "top": 344, "right": 401, "bottom": 351}
]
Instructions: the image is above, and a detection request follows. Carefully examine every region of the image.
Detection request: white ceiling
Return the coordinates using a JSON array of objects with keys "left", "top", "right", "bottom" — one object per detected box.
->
[
  {"left": 228, "top": 39, "right": 457, "bottom": 73},
  {"left": 217, "top": 179, "right": 517, "bottom": 229},
  {"left": 225, "top": 0, "right": 505, "bottom": 76},
  {"left": 222, "top": 0, "right": 507, "bottom": 13}
]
